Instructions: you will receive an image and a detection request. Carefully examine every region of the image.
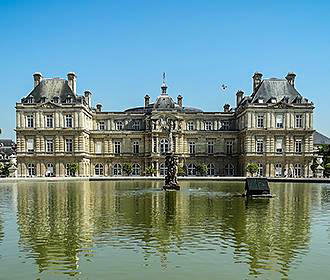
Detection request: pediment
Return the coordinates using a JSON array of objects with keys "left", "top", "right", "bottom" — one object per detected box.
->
[
  {"left": 35, "top": 101, "right": 62, "bottom": 109},
  {"left": 269, "top": 101, "right": 293, "bottom": 109}
]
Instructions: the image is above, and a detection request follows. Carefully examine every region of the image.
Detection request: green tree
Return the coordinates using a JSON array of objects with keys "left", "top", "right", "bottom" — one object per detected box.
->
[
  {"left": 324, "top": 163, "right": 330, "bottom": 178},
  {"left": 123, "top": 163, "right": 133, "bottom": 176},
  {"left": 145, "top": 166, "right": 155, "bottom": 176},
  {"left": 0, "top": 163, "right": 11, "bottom": 177},
  {"left": 68, "top": 163, "right": 79, "bottom": 176},
  {"left": 246, "top": 163, "right": 259, "bottom": 177},
  {"left": 196, "top": 163, "right": 208, "bottom": 176},
  {"left": 177, "top": 165, "right": 185, "bottom": 176},
  {"left": 318, "top": 144, "right": 330, "bottom": 165}
]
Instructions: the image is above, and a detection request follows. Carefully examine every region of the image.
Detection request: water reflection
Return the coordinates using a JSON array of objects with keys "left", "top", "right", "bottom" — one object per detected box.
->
[{"left": 15, "top": 181, "right": 319, "bottom": 278}]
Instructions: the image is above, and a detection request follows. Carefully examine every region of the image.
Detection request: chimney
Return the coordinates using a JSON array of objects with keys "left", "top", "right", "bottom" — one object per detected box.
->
[
  {"left": 96, "top": 103, "right": 102, "bottom": 112},
  {"left": 144, "top": 94, "right": 150, "bottom": 107},
  {"left": 236, "top": 90, "right": 244, "bottom": 107},
  {"left": 177, "top": 95, "right": 183, "bottom": 108},
  {"left": 84, "top": 90, "right": 92, "bottom": 108},
  {"left": 33, "top": 72, "right": 42, "bottom": 87},
  {"left": 67, "top": 72, "right": 77, "bottom": 95},
  {"left": 286, "top": 72, "right": 296, "bottom": 87},
  {"left": 253, "top": 72, "right": 263, "bottom": 92},
  {"left": 223, "top": 104, "right": 230, "bottom": 112}
]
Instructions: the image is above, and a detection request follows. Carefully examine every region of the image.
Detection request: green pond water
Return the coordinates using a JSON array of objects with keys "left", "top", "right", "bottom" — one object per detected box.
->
[{"left": 0, "top": 180, "right": 329, "bottom": 280}]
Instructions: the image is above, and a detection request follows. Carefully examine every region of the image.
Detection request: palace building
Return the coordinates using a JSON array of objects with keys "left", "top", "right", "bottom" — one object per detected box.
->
[{"left": 15, "top": 72, "right": 315, "bottom": 177}]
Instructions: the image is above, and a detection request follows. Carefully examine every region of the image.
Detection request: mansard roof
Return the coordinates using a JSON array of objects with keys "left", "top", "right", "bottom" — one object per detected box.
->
[
  {"left": 250, "top": 78, "right": 307, "bottom": 104},
  {"left": 314, "top": 131, "right": 330, "bottom": 145},
  {"left": 26, "top": 78, "right": 75, "bottom": 103}
]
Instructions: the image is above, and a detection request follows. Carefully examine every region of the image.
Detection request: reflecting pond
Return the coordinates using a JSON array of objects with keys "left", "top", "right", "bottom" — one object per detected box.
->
[{"left": 0, "top": 180, "right": 329, "bottom": 279}]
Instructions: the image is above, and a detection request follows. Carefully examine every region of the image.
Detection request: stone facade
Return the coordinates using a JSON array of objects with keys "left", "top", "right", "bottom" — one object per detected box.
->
[{"left": 15, "top": 72, "right": 314, "bottom": 177}]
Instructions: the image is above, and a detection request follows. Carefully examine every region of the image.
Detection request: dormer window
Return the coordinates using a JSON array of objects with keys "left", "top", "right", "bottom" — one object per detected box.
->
[
  {"left": 132, "top": 121, "right": 140, "bottom": 130},
  {"left": 41, "top": 97, "right": 46, "bottom": 103},
  {"left": 295, "top": 96, "right": 302, "bottom": 104},
  {"left": 270, "top": 98, "right": 277, "bottom": 103},
  {"left": 258, "top": 98, "right": 264, "bottom": 103},
  {"left": 53, "top": 96, "right": 59, "bottom": 103},
  {"left": 27, "top": 97, "right": 34, "bottom": 103},
  {"left": 66, "top": 97, "right": 72, "bottom": 103},
  {"left": 116, "top": 121, "right": 123, "bottom": 130}
]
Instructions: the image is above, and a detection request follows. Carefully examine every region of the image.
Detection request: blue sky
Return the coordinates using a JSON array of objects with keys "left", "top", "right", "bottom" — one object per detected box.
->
[{"left": 0, "top": 0, "right": 329, "bottom": 139}]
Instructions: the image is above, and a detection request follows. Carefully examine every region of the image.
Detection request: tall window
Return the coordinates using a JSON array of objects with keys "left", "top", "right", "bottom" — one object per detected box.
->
[
  {"left": 295, "top": 139, "right": 302, "bottom": 153},
  {"left": 132, "top": 163, "right": 141, "bottom": 176},
  {"left": 294, "top": 163, "right": 302, "bottom": 177},
  {"left": 65, "top": 114, "right": 73, "bottom": 128},
  {"left": 221, "top": 120, "right": 229, "bottom": 130},
  {"left": 257, "top": 163, "right": 264, "bottom": 177},
  {"left": 275, "top": 163, "right": 282, "bottom": 177},
  {"left": 295, "top": 114, "right": 303, "bottom": 128},
  {"left": 187, "top": 164, "right": 196, "bottom": 176},
  {"left": 46, "top": 139, "right": 54, "bottom": 153},
  {"left": 160, "top": 163, "right": 168, "bottom": 176},
  {"left": 133, "top": 141, "right": 139, "bottom": 154},
  {"left": 276, "top": 138, "right": 283, "bottom": 153},
  {"left": 207, "top": 141, "right": 214, "bottom": 154},
  {"left": 95, "top": 142, "right": 102, "bottom": 154},
  {"left": 26, "top": 115, "right": 34, "bottom": 128},
  {"left": 28, "top": 163, "right": 35, "bottom": 176},
  {"left": 66, "top": 138, "right": 73, "bottom": 152},
  {"left": 132, "top": 121, "right": 140, "bottom": 130},
  {"left": 114, "top": 141, "right": 121, "bottom": 154},
  {"left": 189, "top": 141, "right": 196, "bottom": 154},
  {"left": 27, "top": 138, "right": 34, "bottom": 152},
  {"left": 225, "top": 163, "right": 234, "bottom": 176},
  {"left": 276, "top": 114, "right": 283, "bottom": 128},
  {"left": 226, "top": 140, "right": 233, "bottom": 154},
  {"left": 207, "top": 163, "right": 215, "bottom": 176},
  {"left": 153, "top": 137, "right": 157, "bottom": 153},
  {"left": 98, "top": 121, "right": 105, "bottom": 130},
  {"left": 46, "top": 114, "right": 53, "bottom": 128},
  {"left": 66, "top": 163, "right": 76, "bottom": 176},
  {"left": 46, "top": 163, "right": 54, "bottom": 176},
  {"left": 113, "top": 163, "right": 122, "bottom": 176},
  {"left": 256, "top": 139, "right": 264, "bottom": 154},
  {"left": 205, "top": 121, "right": 213, "bottom": 131},
  {"left": 116, "top": 121, "right": 123, "bottom": 130},
  {"left": 187, "top": 121, "right": 195, "bottom": 130},
  {"left": 95, "top": 164, "right": 104, "bottom": 176},
  {"left": 257, "top": 115, "right": 264, "bottom": 128},
  {"left": 160, "top": 139, "right": 169, "bottom": 154}
]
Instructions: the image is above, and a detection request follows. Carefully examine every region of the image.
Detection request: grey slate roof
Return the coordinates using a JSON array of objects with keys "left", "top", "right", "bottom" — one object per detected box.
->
[
  {"left": 0, "top": 139, "right": 15, "bottom": 147},
  {"left": 251, "top": 78, "right": 304, "bottom": 104},
  {"left": 26, "top": 78, "right": 75, "bottom": 103},
  {"left": 314, "top": 131, "right": 330, "bottom": 145}
]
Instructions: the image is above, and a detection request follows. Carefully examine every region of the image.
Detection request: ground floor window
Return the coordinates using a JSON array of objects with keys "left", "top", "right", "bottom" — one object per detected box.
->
[
  {"left": 113, "top": 163, "right": 122, "bottom": 176},
  {"left": 95, "top": 163, "right": 104, "bottom": 176},
  {"left": 257, "top": 163, "right": 264, "bottom": 177},
  {"left": 28, "top": 163, "right": 35, "bottom": 177},
  {"left": 132, "top": 163, "right": 141, "bottom": 176},
  {"left": 46, "top": 163, "right": 54, "bottom": 177},
  {"left": 207, "top": 163, "right": 215, "bottom": 176},
  {"left": 187, "top": 163, "right": 196, "bottom": 176},
  {"left": 160, "top": 163, "right": 168, "bottom": 176},
  {"left": 275, "top": 163, "right": 282, "bottom": 177},
  {"left": 225, "top": 163, "right": 234, "bottom": 176},
  {"left": 294, "top": 164, "right": 303, "bottom": 177}
]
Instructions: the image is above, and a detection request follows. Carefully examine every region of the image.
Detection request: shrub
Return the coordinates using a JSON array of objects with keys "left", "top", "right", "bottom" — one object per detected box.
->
[
  {"left": 246, "top": 163, "right": 258, "bottom": 177},
  {"left": 123, "top": 163, "right": 133, "bottom": 176}
]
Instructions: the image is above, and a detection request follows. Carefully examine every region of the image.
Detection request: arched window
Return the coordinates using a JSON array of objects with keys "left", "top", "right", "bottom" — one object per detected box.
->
[
  {"left": 275, "top": 163, "right": 282, "bottom": 177},
  {"left": 95, "top": 163, "right": 104, "bottom": 176},
  {"left": 132, "top": 163, "right": 141, "bottom": 176},
  {"left": 225, "top": 163, "right": 234, "bottom": 176},
  {"left": 294, "top": 163, "right": 302, "bottom": 178},
  {"left": 187, "top": 163, "right": 196, "bottom": 176},
  {"left": 113, "top": 163, "right": 122, "bottom": 176},
  {"left": 207, "top": 163, "right": 215, "bottom": 176},
  {"left": 160, "top": 139, "right": 169, "bottom": 154},
  {"left": 160, "top": 163, "right": 168, "bottom": 176},
  {"left": 46, "top": 163, "right": 54, "bottom": 177},
  {"left": 28, "top": 163, "right": 35, "bottom": 177}
]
